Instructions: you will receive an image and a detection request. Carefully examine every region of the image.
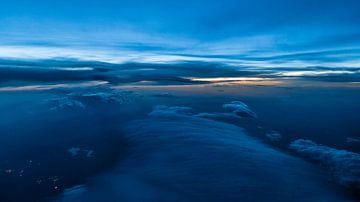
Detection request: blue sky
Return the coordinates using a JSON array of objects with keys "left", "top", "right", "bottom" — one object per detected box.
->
[{"left": 0, "top": 0, "right": 359, "bottom": 67}]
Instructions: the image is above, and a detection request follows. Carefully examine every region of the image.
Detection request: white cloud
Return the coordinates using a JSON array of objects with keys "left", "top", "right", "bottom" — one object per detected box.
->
[
  {"left": 223, "top": 101, "right": 257, "bottom": 118},
  {"left": 276, "top": 70, "right": 359, "bottom": 77},
  {"left": 0, "top": 81, "right": 108, "bottom": 92}
]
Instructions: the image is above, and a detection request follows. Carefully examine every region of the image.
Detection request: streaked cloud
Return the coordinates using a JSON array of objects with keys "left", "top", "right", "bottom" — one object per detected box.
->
[{"left": 0, "top": 81, "right": 107, "bottom": 92}]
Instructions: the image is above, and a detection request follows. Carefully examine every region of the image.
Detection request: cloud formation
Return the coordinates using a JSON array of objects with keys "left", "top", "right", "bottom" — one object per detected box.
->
[
  {"left": 48, "top": 97, "right": 86, "bottom": 110},
  {"left": 47, "top": 89, "right": 135, "bottom": 110},
  {"left": 150, "top": 100, "right": 258, "bottom": 122},
  {"left": 184, "top": 101, "right": 260, "bottom": 120},
  {"left": 0, "top": 58, "right": 359, "bottom": 92},
  {"left": 57, "top": 106, "right": 349, "bottom": 201},
  {"left": 149, "top": 105, "right": 193, "bottom": 117},
  {"left": 289, "top": 139, "right": 360, "bottom": 189},
  {"left": 223, "top": 101, "right": 257, "bottom": 118}
]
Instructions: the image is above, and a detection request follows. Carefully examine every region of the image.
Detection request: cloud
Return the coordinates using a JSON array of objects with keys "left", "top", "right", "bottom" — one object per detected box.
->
[
  {"left": 68, "top": 147, "right": 94, "bottom": 158},
  {"left": 150, "top": 92, "right": 175, "bottom": 98},
  {"left": 68, "top": 147, "right": 81, "bottom": 156},
  {"left": 223, "top": 101, "right": 257, "bottom": 118},
  {"left": 57, "top": 106, "right": 349, "bottom": 201},
  {"left": 58, "top": 185, "right": 87, "bottom": 201},
  {"left": 1, "top": 0, "right": 359, "bottom": 49},
  {"left": 346, "top": 137, "right": 360, "bottom": 143},
  {"left": 1, "top": 57, "right": 359, "bottom": 91},
  {"left": 148, "top": 105, "right": 193, "bottom": 117},
  {"left": 193, "top": 112, "right": 239, "bottom": 119},
  {"left": 151, "top": 101, "right": 258, "bottom": 121},
  {"left": 48, "top": 97, "right": 86, "bottom": 110},
  {"left": 0, "top": 59, "right": 247, "bottom": 86},
  {"left": 289, "top": 139, "right": 360, "bottom": 189},
  {"left": 72, "top": 91, "right": 134, "bottom": 104},
  {"left": 0, "top": 81, "right": 107, "bottom": 92},
  {"left": 46, "top": 89, "right": 135, "bottom": 110},
  {"left": 0, "top": 60, "right": 118, "bottom": 86},
  {"left": 0, "top": 1, "right": 359, "bottom": 73},
  {"left": 265, "top": 131, "right": 282, "bottom": 142}
]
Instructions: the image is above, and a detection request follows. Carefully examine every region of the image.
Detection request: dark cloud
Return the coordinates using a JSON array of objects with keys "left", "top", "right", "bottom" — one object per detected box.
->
[
  {"left": 0, "top": 60, "right": 260, "bottom": 85},
  {"left": 1, "top": 58, "right": 359, "bottom": 90},
  {"left": 0, "top": 66, "right": 99, "bottom": 83}
]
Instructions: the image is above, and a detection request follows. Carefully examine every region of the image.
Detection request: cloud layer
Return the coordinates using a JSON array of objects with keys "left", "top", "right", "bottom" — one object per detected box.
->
[
  {"left": 57, "top": 106, "right": 349, "bottom": 201},
  {"left": 1, "top": 59, "right": 359, "bottom": 92}
]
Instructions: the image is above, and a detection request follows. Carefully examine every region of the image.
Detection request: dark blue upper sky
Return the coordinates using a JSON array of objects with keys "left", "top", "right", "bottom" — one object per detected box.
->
[{"left": 0, "top": 0, "right": 359, "bottom": 66}]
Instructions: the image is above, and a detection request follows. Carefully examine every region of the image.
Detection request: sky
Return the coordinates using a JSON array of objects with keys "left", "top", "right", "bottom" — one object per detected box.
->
[{"left": 0, "top": 0, "right": 359, "bottom": 67}]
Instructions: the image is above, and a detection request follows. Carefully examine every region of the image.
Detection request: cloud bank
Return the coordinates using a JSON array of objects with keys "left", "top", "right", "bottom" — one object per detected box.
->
[
  {"left": 0, "top": 59, "right": 359, "bottom": 91},
  {"left": 57, "top": 106, "right": 349, "bottom": 201}
]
